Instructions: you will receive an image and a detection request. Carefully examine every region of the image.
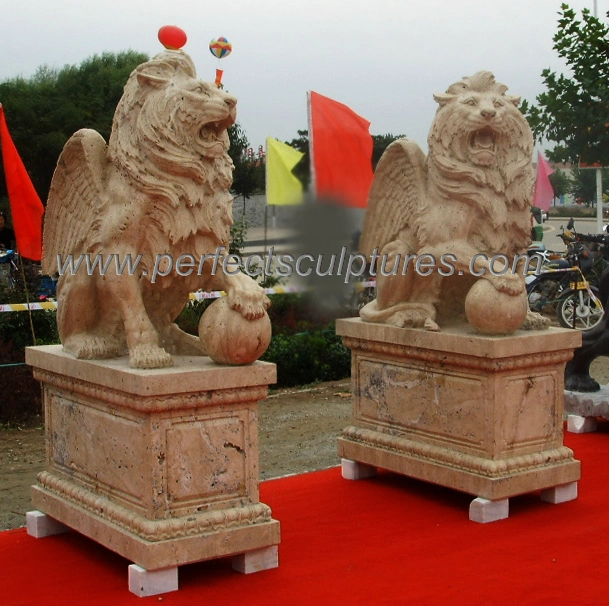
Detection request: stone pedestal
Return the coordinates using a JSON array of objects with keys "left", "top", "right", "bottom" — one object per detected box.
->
[
  {"left": 25, "top": 345, "right": 280, "bottom": 593},
  {"left": 336, "top": 319, "right": 582, "bottom": 521}
]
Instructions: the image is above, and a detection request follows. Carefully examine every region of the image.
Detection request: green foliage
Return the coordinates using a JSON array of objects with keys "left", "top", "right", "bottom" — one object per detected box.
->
[
  {"left": 227, "top": 218, "right": 282, "bottom": 288},
  {"left": 549, "top": 167, "right": 573, "bottom": 200},
  {"left": 550, "top": 205, "right": 597, "bottom": 217},
  {"left": 0, "top": 278, "right": 59, "bottom": 350},
  {"left": 286, "top": 130, "right": 311, "bottom": 191},
  {"left": 0, "top": 307, "right": 58, "bottom": 350},
  {"left": 263, "top": 292, "right": 351, "bottom": 388},
  {"left": 229, "top": 219, "right": 248, "bottom": 256},
  {"left": 569, "top": 166, "right": 609, "bottom": 205},
  {"left": 174, "top": 299, "right": 212, "bottom": 336},
  {"left": 0, "top": 285, "right": 53, "bottom": 425},
  {"left": 372, "top": 133, "right": 407, "bottom": 169},
  {"left": 522, "top": 4, "right": 609, "bottom": 165},
  {"left": 228, "top": 123, "right": 265, "bottom": 201},
  {"left": 261, "top": 326, "right": 350, "bottom": 388},
  {"left": 175, "top": 292, "right": 352, "bottom": 388},
  {"left": 0, "top": 51, "right": 149, "bottom": 201}
]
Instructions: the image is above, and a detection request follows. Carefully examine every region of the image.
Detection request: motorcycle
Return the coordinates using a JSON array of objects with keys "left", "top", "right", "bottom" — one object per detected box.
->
[
  {"left": 526, "top": 219, "right": 604, "bottom": 330},
  {"left": 0, "top": 247, "right": 57, "bottom": 298},
  {"left": 0, "top": 248, "right": 18, "bottom": 289}
]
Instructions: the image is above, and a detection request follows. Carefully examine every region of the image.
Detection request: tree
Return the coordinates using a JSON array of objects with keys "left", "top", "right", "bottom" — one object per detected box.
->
[
  {"left": 549, "top": 167, "right": 573, "bottom": 203},
  {"left": 522, "top": 4, "right": 609, "bottom": 165},
  {"left": 286, "top": 129, "right": 310, "bottom": 191},
  {"left": 372, "top": 133, "right": 407, "bottom": 169},
  {"left": 569, "top": 166, "right": 609, "bottom": 205},
  {"left": 228, "top": 123, "right": 265, "bottom": 201},
  {"left": 0, "top": 51, "right": 149, "bottom": 203}
]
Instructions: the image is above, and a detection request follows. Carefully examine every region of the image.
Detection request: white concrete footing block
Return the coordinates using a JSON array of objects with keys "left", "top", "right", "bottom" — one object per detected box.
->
[
  {"left": 341, "top": 459, "right": 377, "bottom": 480},
  {"left": 567, "top": 414, "right": 598, "bottom": 434},
  {"left": 128, "top": 564, "right": 178, "bottom": 597},
  {"left": 232, "top": 545, "right": 279, "bottom": 574},
  {"left": 26, "top": 510, "right": 69, "bottom": 538},
  {"left": 469, "top": 497, "right": 509, "bottom": 523},
  {"left": 540, "top": 481, "right": 578, "bottom": 504}
]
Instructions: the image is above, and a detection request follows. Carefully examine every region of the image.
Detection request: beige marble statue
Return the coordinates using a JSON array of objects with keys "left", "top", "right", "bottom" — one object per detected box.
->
[
  {"left": 42, "top": 50, "right": 269, "bottom": 368},
  {"left": 359, "top": 71, "right": 538, "bottom": 335}
]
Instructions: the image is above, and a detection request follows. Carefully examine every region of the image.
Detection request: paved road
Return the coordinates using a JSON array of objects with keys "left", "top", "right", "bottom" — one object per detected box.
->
[{"left": 542, "top": 217, "right": 607, "bottom": 252}]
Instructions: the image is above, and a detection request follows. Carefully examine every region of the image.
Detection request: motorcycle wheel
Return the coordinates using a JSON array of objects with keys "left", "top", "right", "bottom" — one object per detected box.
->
[
  {"left": 526, "top": 277, "right": 562, "bottom": 312},
  {"left": 556, "top": 287, "right": 604, "bottom": 330}
]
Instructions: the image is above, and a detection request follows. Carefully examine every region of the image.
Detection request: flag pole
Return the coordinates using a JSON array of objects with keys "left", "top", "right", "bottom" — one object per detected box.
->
[
  {"left": 596, "top": 167, "right": 603, "bottom": 234},
  {"left": 18, "top": 255, "right": 37, "bottom": 345},
  {"left": 264, "top": 205, "right": 268, "bottom": 254},
  {"left": 593, "top": 0, "right": 604, "bottom": 234},
  {"left": 306, "top": 91, "right": 316, "bottom": 202},
  {"left": 264, "top": 138, "right": 269, "bottom": 252}
]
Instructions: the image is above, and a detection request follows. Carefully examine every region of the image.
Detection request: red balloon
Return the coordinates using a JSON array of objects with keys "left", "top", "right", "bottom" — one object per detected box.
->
[{"left": 158, "top": 25, "right": 187, "bottom": 50}]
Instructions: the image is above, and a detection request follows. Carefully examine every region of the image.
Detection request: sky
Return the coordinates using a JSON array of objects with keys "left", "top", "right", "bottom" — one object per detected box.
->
[{"left": 0, "top": 0, "right": 607, "bottom": 153}]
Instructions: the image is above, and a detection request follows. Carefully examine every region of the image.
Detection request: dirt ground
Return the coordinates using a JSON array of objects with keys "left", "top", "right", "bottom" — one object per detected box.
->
[
  {"left": 3, "top": 358, "right": 609, "bottom": 533},
  {"left": 0, "top": 380, "right": 352, "bottom": 531}
]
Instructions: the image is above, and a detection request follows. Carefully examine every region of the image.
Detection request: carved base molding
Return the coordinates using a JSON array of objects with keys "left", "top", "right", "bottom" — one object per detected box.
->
[
  {"left": 26, "top": 346, "right": 280, "bottom": 572},
  {"left": 336, "top": 319, "right": 582, "bottom": 506}
]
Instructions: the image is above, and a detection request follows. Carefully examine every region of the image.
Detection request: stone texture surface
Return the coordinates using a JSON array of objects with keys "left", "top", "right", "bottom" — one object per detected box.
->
[
  {"left": 42, "top": 50, "right": 270, "bottom": 369},
  {"left": 567, "top": 415, "right": 598, "bottom": 434},
  {"left": 565, "top": 386, "right": 609, "bottom": 429},
  {"left": 337, "top": 319, "right": 581, "bottom": 504},
  {"left": 26, "top": 510, "right": 69, "bottom": 538},
  {"left": 232, "top": 545, "right": 279, "bottom": 574},
  {"left": 540, "top": 482, "right": 578, "bottom": 504},
  {"left": 469, "top": 498, "right": 509, "bottom": 523},
  {"left": 358, "top": 72, "right": 536, "bottom": 335},
  {"left": 128, "top": 564, "right": 178, "bottom": 597},
  {"left": 341, "top": 459, "right": 378, "bottom": 480},
  {"left": 26, "top": 345, "right": 280, "bottom": 572}
]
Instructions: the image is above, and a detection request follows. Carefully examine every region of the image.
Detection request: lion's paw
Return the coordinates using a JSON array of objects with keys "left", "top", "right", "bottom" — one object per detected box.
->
[
  {"left": 389, "top": 309, "right": 437, "bottom": 330},
  {"left": 228, "top": 285, "right": 270, "bottom": 320},
  {"left": 487, "top": 273, "right": 524, "bottom": 296},
  {"left": 129, "top": 344, "right": 173, "bottom": 369},
  {"left": 64, "top": 335, "right": 124, "bottom": 360},
  {"left": 521, "top": 310, "right": 551, "bottom": 331}
]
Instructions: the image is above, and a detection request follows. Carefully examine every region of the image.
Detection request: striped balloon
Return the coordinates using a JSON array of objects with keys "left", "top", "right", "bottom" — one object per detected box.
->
[{"left": 209, "top": 37, "right": 232, "bottom": 59}]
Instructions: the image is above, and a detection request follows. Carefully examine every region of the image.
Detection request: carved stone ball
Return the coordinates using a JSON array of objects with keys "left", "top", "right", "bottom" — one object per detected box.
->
[
  {"left": 198, "top": 297, "right": 272, "bottom": 365},
  {"left": 465, "top": 279, "right": 528, "bottom": 335}
]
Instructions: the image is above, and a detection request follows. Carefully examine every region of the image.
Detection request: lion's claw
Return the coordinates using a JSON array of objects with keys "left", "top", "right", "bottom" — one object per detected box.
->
[
  {"left": 228, "top": 286, "right": 270, "bottom": 320},
  {"left": 487, "top": 274, "right": 524, "bottom": 296}
]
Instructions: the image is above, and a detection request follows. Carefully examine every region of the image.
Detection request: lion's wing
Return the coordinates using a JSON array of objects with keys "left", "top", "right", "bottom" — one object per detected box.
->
[
  {"left": 359, "top": 139, "right": 427, "bottom": 258},
  {"left": 42, "top": 129, "right": 107, "bottom": 275}
]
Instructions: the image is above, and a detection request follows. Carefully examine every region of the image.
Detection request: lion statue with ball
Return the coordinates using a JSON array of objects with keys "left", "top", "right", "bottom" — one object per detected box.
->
[
  {"left": 359, "top": 71, "right": 543, "bottom": 335},
  {"left": 43, "top": 50, "right": 270, "bottom": 368}
]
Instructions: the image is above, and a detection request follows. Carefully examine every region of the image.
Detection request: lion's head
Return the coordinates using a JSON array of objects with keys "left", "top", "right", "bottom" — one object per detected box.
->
[
  {"left": 427, "top": 71, "right": 534, "bottom": 232},
  {"left": 108, "top": 50, "right": 237, "bottom": 247}
]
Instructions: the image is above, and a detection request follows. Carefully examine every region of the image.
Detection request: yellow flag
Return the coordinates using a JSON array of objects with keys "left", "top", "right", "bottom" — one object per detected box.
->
[{"left": 266, "top": 137, "right": 304, "bottom": 206}]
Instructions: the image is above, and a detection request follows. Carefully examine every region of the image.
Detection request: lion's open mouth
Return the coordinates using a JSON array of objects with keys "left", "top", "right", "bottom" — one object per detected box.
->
[
  {"left": 200, "top": 116, "right": 234, "bottom": 151},
  {"left": 469, "top": 126, "right": 496, "bottom": 155}
]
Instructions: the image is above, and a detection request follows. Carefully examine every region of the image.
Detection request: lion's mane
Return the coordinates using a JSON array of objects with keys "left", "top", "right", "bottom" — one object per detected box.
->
[
  {"left": 426, "top": 71, "right": 535, "bottom": 253},
  {"left": 106, "top": 51, "right": 235, "bottom": 259}
]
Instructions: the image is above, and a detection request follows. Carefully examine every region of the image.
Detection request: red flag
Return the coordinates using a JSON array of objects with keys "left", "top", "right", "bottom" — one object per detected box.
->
[
  {"left": 0, "top": 104, "right": 44, "bottom": 260},
  {"left": 308, "top": 91, "right": 373, "bottom": 208},
  {"left": 533, "top": 152, "right": 554, "bottom": 213}
]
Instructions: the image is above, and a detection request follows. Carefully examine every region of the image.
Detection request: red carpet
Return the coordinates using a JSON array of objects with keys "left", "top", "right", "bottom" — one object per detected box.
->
[{"left": 2, "top": 427, "right": 609, "bottom": 605}]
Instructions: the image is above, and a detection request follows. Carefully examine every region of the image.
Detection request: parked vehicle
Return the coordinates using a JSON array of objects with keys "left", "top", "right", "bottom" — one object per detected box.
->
[
  {"left": 531, "top": 207, "right": 549, "bottom": 223},
  {"left": 0, "top": 247, "right": 57, "bottom": 298},
  {"left": 526, "top": 219, "right": 605, "bottom": 330},
  {"left": 0, "top": 248, "right": 18, "bottom": 289}
]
